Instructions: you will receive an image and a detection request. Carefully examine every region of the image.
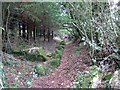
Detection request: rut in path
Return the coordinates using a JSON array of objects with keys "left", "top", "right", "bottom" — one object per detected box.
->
[{"left": 31, "top": 43, "right": 91, "bottom": 88}]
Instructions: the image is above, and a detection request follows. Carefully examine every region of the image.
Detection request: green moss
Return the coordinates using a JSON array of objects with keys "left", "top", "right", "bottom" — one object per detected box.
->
[
  {"left": 34, "top": 64, "right": 47, "bottom": 76},
  {"left": 51, "top": 49, "right": 63, "bottom": 60},
  {"left": 49, "top": 42, "right": 65, "bottom": 68},
  {"left": 12, "top": 48, "right": 47, "bottom": 62},
  {"left": 46, "top": 52, "right": 52, "bottom": 57},
  {"left": 26, "top": 53, "right": 46, "bottom": 62},
  {"left": 59, "top": 41, "right": 65, "bottom": 46},
  {"left": 37, "top": 47, "right": 48, "bottom": 60},
  {"left": 50, "top": 59, "right": 60, "bottom": 68}
]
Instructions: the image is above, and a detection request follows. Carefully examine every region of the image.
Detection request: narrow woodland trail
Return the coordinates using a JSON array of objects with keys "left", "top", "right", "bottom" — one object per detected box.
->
[{"left": 31, "top": 43, "right": 91, "bottom": 88}]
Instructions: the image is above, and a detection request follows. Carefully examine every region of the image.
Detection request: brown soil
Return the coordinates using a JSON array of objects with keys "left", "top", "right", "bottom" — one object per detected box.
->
[{"left": 31, "top": 42, "right": 91, "bottom": 88}]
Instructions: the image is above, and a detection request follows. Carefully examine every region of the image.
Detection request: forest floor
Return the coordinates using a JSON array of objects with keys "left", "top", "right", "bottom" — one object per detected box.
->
[
  {"left": 31, "top": 42, "right": 91, "bottom": 88},
  {"left": 3, "top": 38, "right": 59, "bottom": 88},
  {"left": 3, "top": 38, "right": 92, "bottom": 88}
]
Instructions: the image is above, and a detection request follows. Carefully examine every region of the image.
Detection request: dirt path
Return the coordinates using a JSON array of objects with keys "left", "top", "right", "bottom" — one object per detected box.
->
[{"left": 31, "top": 43, "right": 91, "bottom": 88}]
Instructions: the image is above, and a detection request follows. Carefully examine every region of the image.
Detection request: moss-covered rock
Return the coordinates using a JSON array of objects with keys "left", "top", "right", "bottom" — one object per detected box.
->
[
  {"left": 12, "top": 47, "right": 48, "bottom": 62},
  {"left": 34, "top": 64, "right": 47, "bottom": 76}
]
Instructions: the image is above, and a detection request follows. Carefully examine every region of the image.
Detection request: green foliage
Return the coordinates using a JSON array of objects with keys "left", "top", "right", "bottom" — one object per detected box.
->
[
  {"left": 19, "top": 2, "right": 68, "bottom": 29},
  {"left": 52, "top": 47, "right": 63, "bottom": 59},
  {"left": 64, "top": 2, "right": 120, "bottom": 63},
  {"left": 51, "top": 41, "right": 65, "bottom": 59},
  {"left": 50, "top": 59, "right": 60, "bottom": 68},
  {"left": 12, "top": 50, "right": 25, "bottom": 56},
  {"left": 16, "top": 43, "right": 29, "bottom": 51},
  {"left": 57, "top": 41, "right": 65, "bottom": 51},
  {"left": 34, "top": 64, "right": 47, "bottom": 76},
  {"left": 55, "top": 49, "right": 63, "bottom": 59},
  {"left": 56, "top": 45, "right": 64, "bottom": 51},
  {"left": 58, "top": 29, "right": 71, "bottom": 39},
  {"left": 73, "top": 65, "right": 102, "bottom": 88},
  {"left": 105, "top": 72, "right": 113, "bottom": 81}
]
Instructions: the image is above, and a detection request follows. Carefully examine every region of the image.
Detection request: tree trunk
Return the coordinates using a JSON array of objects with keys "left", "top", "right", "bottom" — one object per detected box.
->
[
  {"left": 33, "top": 22, "right": 36, "bottom": 41},
  {"left": 47, "top": 29, "right": 50, "bottom": 42},
  {"left": 29, "top": 28, "right": 32, "bottom": 40},
  {"left": 51, "top": 30, "right": 53, "bottom": 40},
  {"left": 22, "top": 23, "right": 25, "bottom": 38},
  {"left": 35, "top": 26, "right": 39, "bottom": 37},
  {"left": 27, "top": 22, "right": 29, "bottom": 41},
  {"left": 0, "top": 2, "right": 2, "bottom": 50},
  {"left": 43, "top": 23, "right": 46, "bottom": 41},
  {"left": 19, "top": 22, "right": 21, "bottom": 37},
  {"left": 2, "top": 4, "right": 12, "bottom": 53},
  {"left": 43, "top": 29, "right": 45, "bottom": 41}
]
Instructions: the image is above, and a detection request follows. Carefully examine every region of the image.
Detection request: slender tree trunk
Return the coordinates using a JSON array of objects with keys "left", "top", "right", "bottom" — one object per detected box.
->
[
  {"left": 51, "top": 30, "right": 53, "bottom": 40},
  {"left": 29, "top": 28, "right": 32, "bottom": 40},
  {"left": 19, "top": 22, "right": 21, "bottom": 37},
  {"left": 22, "top": 23, "right": 25, "bottom": 38},
  {"left": 0, "top": 2, "right": 2, "bottom": 50},
  {"left": 47, "top": 29, "right": 50, "bottom": 42},
  {"left": 27, "top": 22, "right": 29, "bottom": 41},
  {"left": 35, "top": 26, "right": 39, "bottom": 37},
  {"left": 43, "top": 29, "right": 45, "bottom": 41},
  {"left": 33, "top": 21, "right": 36, "bottom": 41},
  {"left": 19, "top": 30, "right": 21, "bottom": 37},
  {"left": 3, "top": 4, "right": 12, "bottom": 53},
  {"left": 43, "top": 23, "right": 46, "bottom": 41}
]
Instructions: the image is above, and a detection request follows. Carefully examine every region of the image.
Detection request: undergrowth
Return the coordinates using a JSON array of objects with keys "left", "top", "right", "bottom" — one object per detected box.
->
[
  {"left": 49, "top": 41, "right": 65, "bottom": 68},
  {"left": 34, "top": 64, "right": 47, "bottom": 76}
]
